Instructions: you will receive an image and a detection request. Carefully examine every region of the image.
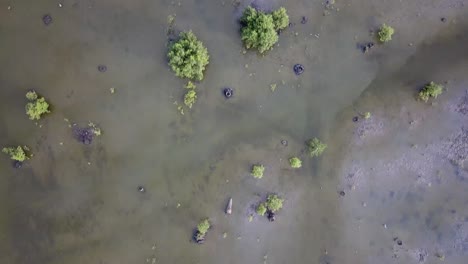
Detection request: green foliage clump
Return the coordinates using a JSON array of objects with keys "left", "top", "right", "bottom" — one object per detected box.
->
[
  {"left": 256, "top": 203, "right": 267, "bottom": 216},
  {"left": 419, "top": 82, "right": 444, "bottom": 102},
  {"left": 25, "top": 91, "right": 50, "bottom": 120},
  {"left": 26, "top": 91, "right": 38, "bottom": 101},
  {"left": 168, "top": 31, "right": 209, "bottom": 81},
  {"left": 378, "top": 24, "right": 394, "bottom": 42},
  {"left": 2, "top": 146, "right": 28, "bottom": 162},
  {"left": 251, "top": 164, "right": 265, "bottom": 179},
  {"left": 289, "top": 157, "right": 302, "bottom": 168},
  {"left": 184, "top": 90, "right": 197, "bottom": 108},
  {"left": 364, "top": 112, "right": 371, "bottom": 119},
  {"left": 197, "top": 219, "right": 210, "bottom": 234},
  {"left": 195, "top": 219, "right": 210, "bottom": 240},
  {"left": 265, "top": 194, "right": 284, "bottom": 212},
  {"left": 307, "top": 138, "right": 327, "bottom": 157},
  {"left": 271, "top": 7, "right": 289, "bottom": 31},
  {"left": 240, "top": 6, "right": 289, "bottom": 54},
  {"left": 185, "top": 81, "right": 196, "bottom": 89}
]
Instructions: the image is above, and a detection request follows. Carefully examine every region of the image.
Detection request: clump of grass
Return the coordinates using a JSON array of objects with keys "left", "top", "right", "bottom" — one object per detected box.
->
[
  {"left": 251, "top": 164, "right": 265, "bottom": 179},
  {"left": 378, "top": 24, "right": 394, "bottom": 42},
  {"left": 256, "top": 203, "right": 267, "bottom": 216},
  {"left": 240, "top": 6, "right": 289, "bottom": 53},
  {"left": 168, "top": 31, "right": 209, "bottom": 81},
  {"left": 289, "top": 157, "right": 302, "bottom": 168},
  {"left": 2, "top": 146, "right": 29, "bottom": 162},
  {"left": 307, "top": 138, "right": 327, "bottom": 157},
  {"left": 184, "top": 90, "right": 197, "bottom": 108},
  {"left": 25, "top": 91, "right": 50, "bottom": 120},
  {"left": 419, "top": 81, "right": 444, "bottom": 102}
]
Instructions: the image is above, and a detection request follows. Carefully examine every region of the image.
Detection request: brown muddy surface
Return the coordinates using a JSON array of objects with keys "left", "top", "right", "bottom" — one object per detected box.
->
[{"left": 1, "top": 0, "right": 468, "bottom": 264}]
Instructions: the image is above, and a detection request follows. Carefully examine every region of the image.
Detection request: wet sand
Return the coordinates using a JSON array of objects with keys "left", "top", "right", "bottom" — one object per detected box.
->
[{"left": 1, "top": 0, "right": 468, "bottom": 263}]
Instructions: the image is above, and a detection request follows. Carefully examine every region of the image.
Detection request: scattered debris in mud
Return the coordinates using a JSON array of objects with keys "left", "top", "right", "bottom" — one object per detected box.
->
[
  {"left": 358, "top": 42, "right": 375, "bottom": 53},
  {"left": 73, "top": 123, "right": 102, "bottom": 145}
]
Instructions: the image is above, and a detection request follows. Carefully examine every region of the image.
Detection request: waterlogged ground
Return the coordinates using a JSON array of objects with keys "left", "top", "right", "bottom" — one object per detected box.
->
[{"left": 1, "top": 0, "right": 468, "bottom": 263}]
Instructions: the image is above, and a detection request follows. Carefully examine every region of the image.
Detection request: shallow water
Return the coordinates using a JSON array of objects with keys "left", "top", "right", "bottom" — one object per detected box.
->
[{"left": 1, "top": 0, "right": 468, "bottom": 263}]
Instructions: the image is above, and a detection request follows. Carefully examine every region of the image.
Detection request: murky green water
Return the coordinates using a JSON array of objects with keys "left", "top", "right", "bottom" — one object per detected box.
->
[{"left": 1, "top": 0, "right": 468, "bottom": 263}]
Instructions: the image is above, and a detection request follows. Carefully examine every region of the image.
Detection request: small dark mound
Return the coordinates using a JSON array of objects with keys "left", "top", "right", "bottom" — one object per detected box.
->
[
  {"left": 281, "top": 139, "right": 288, "bottom": 146},
  {"left": 138, "top": 186, "right": 146, "bottom": 193},
  {"left": 13, "top": 161, "right": 23, "bottom": 169},
  {"left": 193, "top": 230, "right": 205, "bottom": 244},
  {"left": 97, "top": 64, "right": 107, "bottom": 73},
  {"left": 73, "top": 127, "right": 94, "bottom": 145},
  {"left": 267, "top": 211, "right": 276, "bottom": 222},
  {"left": 293, "top": 64, "right": 304, "bottom": 75},
  {"left": 42, "top": 14, "right": 52, "bottom": 26},
  {"left": 301, "top": 16, "right": 308, "bottom": 24},
  {"left": 339, "top": 190, "right": 346, "bottom": 197},
  {"left": 353, "top": 116, "right": 359, "bottom": 122},
  {"left": 223, "top": 87, "right": 234, "bottom": 99},
  {"left": 441, "top": 17, "right": 447, "bottom": 22}
]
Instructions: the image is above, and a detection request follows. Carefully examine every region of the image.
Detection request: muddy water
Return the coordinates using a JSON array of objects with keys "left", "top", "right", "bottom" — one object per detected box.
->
[{"left": 1, "top": 0, "right": 468, "bottom": 263}]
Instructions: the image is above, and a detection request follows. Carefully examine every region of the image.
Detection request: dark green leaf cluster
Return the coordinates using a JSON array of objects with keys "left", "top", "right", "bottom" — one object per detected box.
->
[
  {"left": 168, "top": 31, "right": 210, "bottom": 81},
  {"left": 240, "top": 6, "right": 289, "bottom": 53}
]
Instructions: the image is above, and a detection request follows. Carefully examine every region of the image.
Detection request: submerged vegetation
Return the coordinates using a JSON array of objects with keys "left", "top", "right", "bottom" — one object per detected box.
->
[
  {"left": 251, "top": 164, "right": 265, "bottom": 179},
  {"left": 289, "top": 157, "right": 302, "bottom": 168},
  {"left": 378, "top": 24, "right": 394, "bottom": 43},
  {"left": 194, "top": 219, "right": 210, "bottom": 243},
  {"left": 168, "top": 31, "right": 209, "bottom": 81},
  {"left": 25, "top": 91, "right": 50, "bottom": 120},
  {"left": 307, "top": 138, "right": 327, "bottom": 157},
  {"left": 2, "top": 146, "right": 29, "bottom": 162},
  {"left": 419, "top": 81, "right": 444, "bottom": 102},
  {"left": 240, "top": 6, "right": 289, "bottom": 53}
]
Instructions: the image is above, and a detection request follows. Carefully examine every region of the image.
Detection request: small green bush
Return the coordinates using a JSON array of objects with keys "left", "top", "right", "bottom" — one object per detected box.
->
[
  {"left": 240, "top": 6, "right": 289, "bottom": 53},
  {"left": 184, "top": 90, "right": 197, "bottom": 108},
  {"left": 197, "top": 219, "right": 210, "bottom": 234},
  {"left": 2, "top": 146, "right": 28, "bottom": 162},
  {"left": 168, "top": 31, "right": 210, "bottom": 81},
  {"left": 256, "top": 203, "right": 267, "bottom": 216},
  {"left": 25, "top": 91, "right": 50, "bottom": 120},
  {"left": 419, "top": 82, "right": 443, "bottom": 102},
  {"left": 251, "top": 164, "right": 265, "bottom": 179},
  {"left": 364, "top": 112, "right": 371, "bottom": 119},
  {"left": 307, "top": 138, "right": 327, "bottom": 157},
  {"left": 266, "top": 194, "right": 283, "bottom": 212},
  {"left": 289, "top": 157, "right": 302, "bottom": 168},
  {"left": 185, "top": 81, "right": 196, "bottom": 89},
  {"left": 378, "top": 24, "right": 394, "bottom": 42},
  {"left": 271, "top": 7, "right": 289, "bottom": 31}
]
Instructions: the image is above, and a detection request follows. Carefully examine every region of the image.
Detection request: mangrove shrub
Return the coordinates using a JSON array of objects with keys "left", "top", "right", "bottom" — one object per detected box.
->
[
  {"left": 378, "top": 24, "right": 394, "bottom": 43},
  {"left": 307, "top": 138, "right": 327, "bottom": 157},
  {"left": 289, "top": 157, "right": 302, "bottom": 168},
  {"left": 195, "top": 219, "right": 210, "bottom": 241},
  {"left": 25, "top": 91, "right": 50, "bottom": 120},
  {"left": 266, "top": 194, "right": 284, "bottom": 212},
  {"left": 168, "top": 31, "right": 209, "bottom": 81},
  {"left": 240, "top": 6, "right": 289, "bottom": 53},
  {"left": 2, "top": 146, "right": 28, "bottom": 162},
  {"left": 251, "top": 164, "right": 265, "bottom": 179},
  {"left": 419, "top": 82, "right": 443, "bottom": 102}
]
